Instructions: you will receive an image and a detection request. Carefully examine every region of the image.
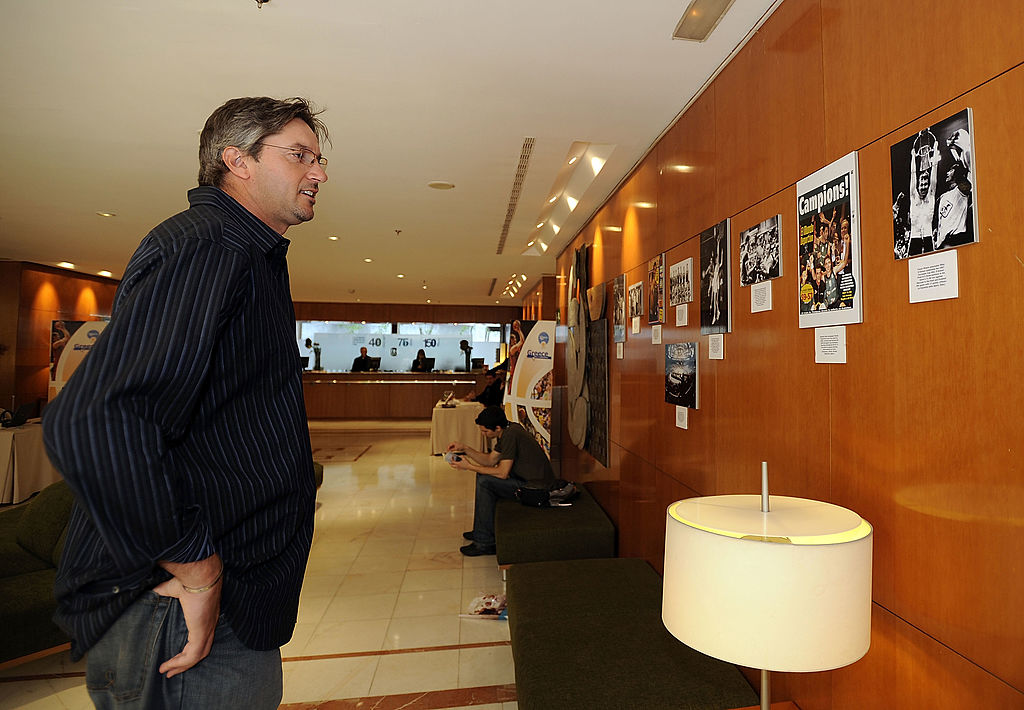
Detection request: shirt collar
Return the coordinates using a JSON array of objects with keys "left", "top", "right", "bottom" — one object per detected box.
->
[{"left": 187, "top": 186, "right": 290, "bottom": 256}]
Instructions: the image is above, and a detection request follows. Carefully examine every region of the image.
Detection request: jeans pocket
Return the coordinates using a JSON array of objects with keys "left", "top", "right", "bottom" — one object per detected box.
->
[{"left": 86, "top": 592, "right": 172, "bottom": 703}]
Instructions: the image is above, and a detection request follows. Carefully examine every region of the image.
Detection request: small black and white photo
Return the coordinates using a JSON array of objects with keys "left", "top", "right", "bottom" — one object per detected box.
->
[
  {"left": 668, "top": 258, "right": 693, "bottom": 306},
  {"left": 628, "top": 281, "right": 643, "bottom": 319},
  {"left": 699, "top": 219, "right": 731, "bottom": 335},
  {"left": 890, "top": 108, "right": 978, "bottom": 260},
  {"left": 613, "top": 274, "right": 626, "bottom": 343},
  {"left": 665, "top": 342, "right": 698, "bottom": 409},
  {"left": 739, "top": 215, "right": 782, "bottom": 286}
]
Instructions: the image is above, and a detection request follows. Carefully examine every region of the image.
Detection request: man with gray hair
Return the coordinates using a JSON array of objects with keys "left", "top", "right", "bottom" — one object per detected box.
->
[{"left": 44, "top": 96, "right": 329, "bottom": 709}]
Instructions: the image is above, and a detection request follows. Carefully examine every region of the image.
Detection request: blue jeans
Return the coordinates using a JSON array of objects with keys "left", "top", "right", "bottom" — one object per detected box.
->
[
  {"left": 86, "top": 592, "right": 282, "bottom": 710},
  {"left": 472, "top": 473, "right": 526, "bottom": 546}
]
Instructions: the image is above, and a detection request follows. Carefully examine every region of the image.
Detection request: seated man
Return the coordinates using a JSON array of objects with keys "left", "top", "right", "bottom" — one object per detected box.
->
[
  {"left": 461, "top": 370, "right": 504, "bottom": 407},
  {"left": 351, "top": 346, "right": 372, "bottom": 372},
  {"left": 446, "top": 406, "right": 554, "bottom": 556}
]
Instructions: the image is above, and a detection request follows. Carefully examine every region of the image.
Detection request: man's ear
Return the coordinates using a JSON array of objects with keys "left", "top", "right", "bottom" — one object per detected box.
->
[{"left": 222, "top": 146, "right": 251, "bottom": 180}]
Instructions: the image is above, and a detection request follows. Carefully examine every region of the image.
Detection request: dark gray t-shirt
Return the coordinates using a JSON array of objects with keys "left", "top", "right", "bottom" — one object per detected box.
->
[{"left": 494, "top": 423, "right": 554, "bottom": 484}]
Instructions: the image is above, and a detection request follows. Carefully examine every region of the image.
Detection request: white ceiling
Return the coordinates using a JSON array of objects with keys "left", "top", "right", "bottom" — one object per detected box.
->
[{"left": 0, "top": 0, "right": 778, "bottom": 306}]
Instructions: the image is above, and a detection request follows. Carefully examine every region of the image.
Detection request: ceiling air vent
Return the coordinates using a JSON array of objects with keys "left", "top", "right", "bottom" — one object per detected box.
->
[
  {"left": 496, "top": 137, "right": 535, "bottom": 255},
  {"left": 673, "top": 0, "right": 736, "bottom": 41}
]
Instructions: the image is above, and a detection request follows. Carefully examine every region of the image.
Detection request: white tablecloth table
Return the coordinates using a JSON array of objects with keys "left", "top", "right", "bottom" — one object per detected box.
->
[
  {"left": 430, "top": 401, "right": 486, "bottom": 455},
  {"left": 0, "top": 421, "right": 63, "bottom": 504}
]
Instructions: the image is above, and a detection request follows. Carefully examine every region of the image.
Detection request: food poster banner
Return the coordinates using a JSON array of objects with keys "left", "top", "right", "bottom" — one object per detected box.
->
[{"left": 503, "top": 319, "right": 555, "bottom": 456}]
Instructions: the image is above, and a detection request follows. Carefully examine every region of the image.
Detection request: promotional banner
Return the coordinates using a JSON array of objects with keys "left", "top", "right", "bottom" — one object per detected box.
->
[
  {"left": 503, "top": 319, "right": 555, "bottom": 456},
  {"left": 49, "top": 320, "right": 107, "bottom": 400}
]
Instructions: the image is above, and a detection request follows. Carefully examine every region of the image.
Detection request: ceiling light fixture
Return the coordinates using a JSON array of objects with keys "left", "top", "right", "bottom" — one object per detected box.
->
[
  {"left": 397, "top": 274, "right": 405, "bottom": 278},
  {"left": 536, "top": 222, "right": 545, "bottom": 229},
  {"left": 328, "top": 236, "right": 339, "bottom": 241},
  {"left": 548, "top": 195, "right": 558, "bottom": 204},
  {"left": 673, "top": 0, "right": 736, "bottom": 41},
  {"left": 568, "top": 156, "right": 578, "bottom": 165},
  {"left": 98, "top": 270, "right": 112, "bottom": 278},
  {"left": 363, "top": 258, "right": 373, "bottom": 263},
  {"left": 56, "top": 262, "right": 75, "bottom": 269},
  {"left": 427, "top": 181, "right": 456, "bottom": 190},
  {"left": 96, "top": 211, "right": 117, "bottom": 218}
]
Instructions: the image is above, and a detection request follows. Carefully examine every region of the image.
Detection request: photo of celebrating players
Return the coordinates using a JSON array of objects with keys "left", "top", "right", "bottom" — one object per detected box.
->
[
  {"left": 739, "top": 215, "right": 782, "bottom": 287},
  {"left": 890, "top": 108, "right": 978, "bottom": 260}
]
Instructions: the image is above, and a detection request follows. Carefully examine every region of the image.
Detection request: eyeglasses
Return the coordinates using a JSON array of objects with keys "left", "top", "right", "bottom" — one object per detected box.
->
[{"left": 256, "top": 142, "right": 328, "bottom": 167}]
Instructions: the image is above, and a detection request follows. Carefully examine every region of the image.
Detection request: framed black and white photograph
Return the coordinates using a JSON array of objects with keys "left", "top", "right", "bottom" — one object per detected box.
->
[
  {"left": 699, "top": 219, "right": 731, "bottom": 335},
  {"left": 648, "top": 253, "right": 665, "bottom": 325},
  {"left": 665, "top": 342, "right": 698, "bottom": 409},
  {"left": 739, "top": 215, "right": 782, "bottom": 286},
  {"left": 668, "top": 257, "right": 693, "bottom": 306},
  {"left": 890, "top": 108, "right": 978, "bottom": 260},
  {"left": 796, "top": 151, "right": 862, "bottom": 329},
  {"left": 613, "top": 274, "right": 626, "bottom": 343},
  {"left": 628, "top": 281, "right": 643, "bottom": 319}
]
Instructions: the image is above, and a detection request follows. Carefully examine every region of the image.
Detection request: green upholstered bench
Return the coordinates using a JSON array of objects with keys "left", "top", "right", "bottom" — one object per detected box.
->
[
  {"left": 494, "top": 484, "right": 615, "bottom": 566},
  {"left": 0, "top": 480, "right": 74, "bottom": 666},
  {"left": 506, "top": 557, "right": 758, "bottom": 710}
]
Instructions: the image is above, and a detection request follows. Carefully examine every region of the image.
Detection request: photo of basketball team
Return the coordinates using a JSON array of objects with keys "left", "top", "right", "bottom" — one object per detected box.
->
[{"left": 739, "top": 215, "right": 782, "bottom": 286}]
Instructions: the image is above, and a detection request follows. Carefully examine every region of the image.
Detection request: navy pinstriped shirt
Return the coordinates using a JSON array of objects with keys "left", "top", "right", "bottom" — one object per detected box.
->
[{"left": 43, "top": 187, "right": 315, "bottom": 658}]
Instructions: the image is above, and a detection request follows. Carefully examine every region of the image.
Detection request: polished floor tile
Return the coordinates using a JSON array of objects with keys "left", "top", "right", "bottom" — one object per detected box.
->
[{"left": 3, "top": 429, "right": 514, "bottom": 708}]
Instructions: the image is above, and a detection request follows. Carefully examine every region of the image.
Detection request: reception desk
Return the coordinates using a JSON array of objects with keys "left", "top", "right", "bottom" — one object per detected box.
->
[{"left": 302, "top": 372, "right": 488, "bottom": 419}]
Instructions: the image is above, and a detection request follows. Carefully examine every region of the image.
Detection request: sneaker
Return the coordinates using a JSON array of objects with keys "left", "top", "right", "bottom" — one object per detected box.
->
[
  {"left": 460, "top": 542, "right": 496, "bottom": 557},
  {"left": 462, "top": 530, "right": 475, "bottom": 540}
]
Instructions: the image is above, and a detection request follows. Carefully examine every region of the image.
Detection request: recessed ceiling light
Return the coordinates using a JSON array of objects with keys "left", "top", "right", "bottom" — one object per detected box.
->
[
  {"left": 548, "top": 195, "right": 558, "bottom": 204},
  {"left": 426, "top": 299, "right": 431, "bottom": 303},
  {"left": 56, "top": 261, "right": 75, "bottom": 269},
  {"left": 427, "top": 181, "right": 455, "bottom": 190},
  {"left": 363, "top": 258, "right": 373, "bottom": 263},
  {"left": 96, "top": 212, "right": 116, "bottom": 218},
  {"left": 536, "top": 222, "right": 545, "bottom": 229},
  {"left": 98, "top": 270, "right": 112, "bottom": 278},
  {"left": 422, "top": 285, "right": 427, "bottom": 290},
  {"left": 527, "top": 240, "right": 535, "bottom": 247},
  {"left": 568, "top": 156, "right": 578, "bottom": 165},
  {"left": 397, "top": 274, "right": 405, "bottom": 278},
  {"left": 328, "top": 236, "right": 339, "bottom": 241}
]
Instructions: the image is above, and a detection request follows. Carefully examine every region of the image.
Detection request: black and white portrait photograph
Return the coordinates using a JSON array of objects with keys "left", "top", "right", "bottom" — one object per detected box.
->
[
  {"left": 739, "top": 215, "right": 782, "bottom": 286},
  {"left": 613, "top": 274, "right": 626, "bottom": 343},
  {"left": 648, "top": 253, "right": 665, "bottom": 325},
  {"left": 699, "top": 219, "right": 731, "bottom": 335},
  {"left": 890, "top": 108, "right": 978, "bottom": 260},
  {"left": 628, "top": 281, "right": 643, "bottom": 319},
  {"left": 665, "top": 342, "right": 698, "bottom": 409},
  {"left": 668, "top": 257, "right": 693, "bottom": 306}
]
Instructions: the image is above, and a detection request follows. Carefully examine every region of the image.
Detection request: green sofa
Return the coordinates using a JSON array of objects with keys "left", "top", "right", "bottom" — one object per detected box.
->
[
  {"left": 507, "top": 557, "right": 758, "bottom": 710},
  {"left": 0, "top": 480, "right": 74, "bottom": 665},
  {"left": 494, "top": 484, "right": 616, "bottom": 566}
]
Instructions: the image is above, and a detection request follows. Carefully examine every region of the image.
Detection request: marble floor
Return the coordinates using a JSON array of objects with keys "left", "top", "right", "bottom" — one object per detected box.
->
[{"left": 0, "top": 424, "right": 517, "bottom": 710}]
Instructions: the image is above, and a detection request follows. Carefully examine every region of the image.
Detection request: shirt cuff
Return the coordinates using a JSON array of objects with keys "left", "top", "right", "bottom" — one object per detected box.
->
[{"left": 158, "top": 505, "right": 216, "bottom": 564}]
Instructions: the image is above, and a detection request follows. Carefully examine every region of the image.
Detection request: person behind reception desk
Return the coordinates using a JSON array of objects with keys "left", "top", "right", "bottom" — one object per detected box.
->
[
  {"left": 461, "top": 369, "right": 504, "bottom": 407},
  {"left": 42, "top": 96, "right": 328, "bottom": 708},
  {"left": 410, "top": 349, "right": 432, "bottom": 372},
  {"left": 351, "top": 346, "right": 373, "bottom": 372},
  {"left": 446, "top": 406, "right": 554, "bottom": 556}
]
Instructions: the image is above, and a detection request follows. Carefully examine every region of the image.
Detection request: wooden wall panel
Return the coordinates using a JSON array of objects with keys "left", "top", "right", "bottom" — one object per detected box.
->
[
  {"left": 652, "top": 239, "right": 717, "bottom": 497},
  {"left": 552, "top": 1, "right": 1024, "bottom": 708},
  {"left": 821, "top": 0, "right": 1024, "bottom": 159},
  {"left": 714, "top": 188, "right": 831, "bottom": 501},
  {"left": 832, "top": 66, "right": 1024, "bottom": 691},
  {"left": 656, "top": 90, "right": 718, "bottom": 249},
  {"left": 715, "top": 0, "right": 827, "bottom": 219}
]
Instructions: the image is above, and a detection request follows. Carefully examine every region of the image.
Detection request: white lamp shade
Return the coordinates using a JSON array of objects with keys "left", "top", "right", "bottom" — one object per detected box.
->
[{"left": 662, "top": 495, "right": 872, "bottom": 673}]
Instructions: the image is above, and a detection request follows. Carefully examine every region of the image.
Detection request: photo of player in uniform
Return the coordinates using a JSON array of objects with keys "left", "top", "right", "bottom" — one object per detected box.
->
[
  {"left": 796, "top": 151, "right": 863, "bottom": 328},
  {"left": 665, "top": 342, "right": 698, "bottom": 409},
  {"left": 699, "top": 219, "right": 731, "bottom": 335},
  {"left": 890, "top": 108, "right": 978, "bottom": 259},
  {"left": 628, "top": 281, "right": 643, "bottom": 319},
  {"left": 739, "top": 215, "right": 782, "bottom": 286},
  {"left": 669, "top": 258, "right": 693, "bottom": 306},
  {"left": 613, "top": 274, "right": 626, "bottom": 343},
  {"left": 647, "top": 253, "right": 665, "bottom": 325}
]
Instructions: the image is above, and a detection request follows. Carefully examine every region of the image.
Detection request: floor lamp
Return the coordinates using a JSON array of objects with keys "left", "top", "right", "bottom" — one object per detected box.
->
[{"left": 662, "top": 465, "right": 872, "bottom": 710}]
